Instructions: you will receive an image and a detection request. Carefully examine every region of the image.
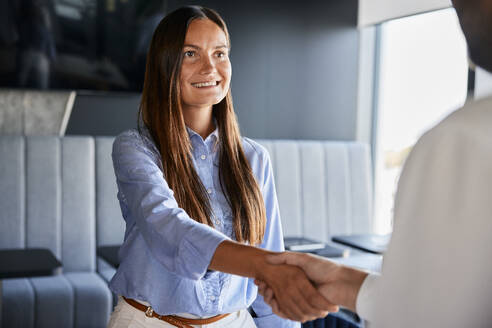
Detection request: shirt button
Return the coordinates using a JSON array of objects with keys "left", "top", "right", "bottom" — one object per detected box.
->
[
  {"left": 207, "top": 188, "right": 212, "bottom": 194},
  {"left": 200, "top": 155, "right": 206, "bottom": 160},
  {"left": 210, "top": 295, "right": 216, "bottom": 301},
  {"left": 215, "top": 219, "right": 220, "bottom": 225}
]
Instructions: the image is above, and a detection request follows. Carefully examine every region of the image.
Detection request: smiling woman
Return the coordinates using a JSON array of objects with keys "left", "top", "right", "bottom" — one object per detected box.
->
[
  {"left": 106, "top": 5, "right": 334, "bottom": 328},
  {"left": 180, "top": 19, "right": 231, "bottom": 118}
]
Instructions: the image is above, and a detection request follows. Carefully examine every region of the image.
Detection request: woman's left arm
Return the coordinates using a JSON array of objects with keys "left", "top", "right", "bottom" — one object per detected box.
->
[{"left": 249, "top": 147, "right": 300, "bottom": 328}]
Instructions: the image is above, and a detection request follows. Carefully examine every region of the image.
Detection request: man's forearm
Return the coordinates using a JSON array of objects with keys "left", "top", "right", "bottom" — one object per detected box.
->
[{"left": 331, "top": 265, "right": 368, "bottom": 312}]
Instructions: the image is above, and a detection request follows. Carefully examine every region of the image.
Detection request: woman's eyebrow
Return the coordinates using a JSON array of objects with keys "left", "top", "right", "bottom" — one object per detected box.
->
[{"left": 183, "top": 44, "right": 229, "bottom": 49}]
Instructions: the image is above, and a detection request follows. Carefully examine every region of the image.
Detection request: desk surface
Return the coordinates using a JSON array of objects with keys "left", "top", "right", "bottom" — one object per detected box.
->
[
  {"left": 331, "top": 252, "right": 383, "bottom": 273},
  {"left": 0, "top": 248, "right": 62, "bottom": 279}
]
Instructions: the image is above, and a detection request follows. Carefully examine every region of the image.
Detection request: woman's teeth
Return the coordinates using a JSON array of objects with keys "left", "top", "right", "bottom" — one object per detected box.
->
[{"left": 192, "top": 81, "right": 218, "bottom": 88}]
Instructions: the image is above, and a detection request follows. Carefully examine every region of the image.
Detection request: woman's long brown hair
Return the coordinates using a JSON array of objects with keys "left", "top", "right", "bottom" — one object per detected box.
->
[{"left": 138, "top": 6, "right": 266, "bottom": 245}]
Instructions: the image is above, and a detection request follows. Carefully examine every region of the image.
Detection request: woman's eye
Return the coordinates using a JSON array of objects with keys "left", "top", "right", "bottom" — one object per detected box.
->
[{"left": 184, "top": 50, "right": 195, "bottom": 57}]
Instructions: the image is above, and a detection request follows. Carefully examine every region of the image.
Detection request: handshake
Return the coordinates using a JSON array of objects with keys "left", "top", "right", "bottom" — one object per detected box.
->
[{"left": 253, "top": 252, "right": 369, "bottom": 323}]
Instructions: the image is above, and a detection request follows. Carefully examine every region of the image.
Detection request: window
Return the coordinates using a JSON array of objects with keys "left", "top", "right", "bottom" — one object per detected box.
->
[{"left": 373, "top": 8, "right": 468, "bottom": 234}]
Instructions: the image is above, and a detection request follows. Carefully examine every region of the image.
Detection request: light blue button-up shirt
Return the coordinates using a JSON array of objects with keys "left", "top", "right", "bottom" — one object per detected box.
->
[{"left": 109, "top": 126, "right": 299, "bottom": 328}]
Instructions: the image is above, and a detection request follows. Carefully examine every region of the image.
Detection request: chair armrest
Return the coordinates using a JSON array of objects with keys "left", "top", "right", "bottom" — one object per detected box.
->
[{"left": 97, "top": 245, "right": 120, "bottom": 268}]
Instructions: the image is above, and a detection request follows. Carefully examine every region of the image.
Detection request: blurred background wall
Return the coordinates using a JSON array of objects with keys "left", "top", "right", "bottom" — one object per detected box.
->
[{"left": 65, "top": 0, "right": 361, "bottom": 140}]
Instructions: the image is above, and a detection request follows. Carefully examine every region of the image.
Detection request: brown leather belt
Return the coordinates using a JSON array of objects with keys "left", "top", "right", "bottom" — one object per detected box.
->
[{"left": 123, "top": 297, "right": 230, "bottom": 328}]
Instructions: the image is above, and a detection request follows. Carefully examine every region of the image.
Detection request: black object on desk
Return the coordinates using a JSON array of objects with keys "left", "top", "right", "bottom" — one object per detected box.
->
[
  {"left": 97, "top": 245, "right": 121, "bottom": 268},
  {"left": 310, "top": 244, "right": 349, "bottom": 258},
  {"left": 284, "top": 237, "right": 349, "bottom": 258},
  {"left": 284, "top": 237, "right": 326, "bottom": 251},
  {"left": 0, "top": 248, "right": 62, "bottom": 279},
  {"left": 332, "top": 234, "right": 390, "bottom": 254}
]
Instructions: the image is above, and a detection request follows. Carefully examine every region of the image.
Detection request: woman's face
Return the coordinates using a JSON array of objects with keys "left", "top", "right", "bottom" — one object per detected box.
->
[{"left": 179, "top": 18, "right": 231, "bottom": 111}]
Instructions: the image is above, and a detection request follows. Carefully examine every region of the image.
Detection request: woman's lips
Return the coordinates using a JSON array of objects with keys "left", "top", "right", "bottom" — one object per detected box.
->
[{"left": 191, "top": 81, "right": 220, "bottom": 88}]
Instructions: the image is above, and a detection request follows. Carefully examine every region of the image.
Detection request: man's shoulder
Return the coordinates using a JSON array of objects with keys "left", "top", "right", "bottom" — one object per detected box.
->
[
  {"left": 438, "top": 96, "right": 492, "bottom": 133},
  {"left": 401, "top": 96, "right": 492, "bottom": 182},
  {"left": 420, "top": 96, "right": 492, "bottom": 148}
]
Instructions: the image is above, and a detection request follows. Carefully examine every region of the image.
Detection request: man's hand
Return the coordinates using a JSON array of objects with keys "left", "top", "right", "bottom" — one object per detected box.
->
[
  {"left": 256, "top": 252, "right": 368, "bottom": 313},
  {"left": 255, "top": 261, "right": 339, "bottom": 322},
  {"left": 267, "top": 252, "right": 341, "bottom": 285}
]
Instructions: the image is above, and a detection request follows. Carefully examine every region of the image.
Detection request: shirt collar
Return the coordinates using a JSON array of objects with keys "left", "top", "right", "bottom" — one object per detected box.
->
[{"left": 185, "top": 122, "right": 219, "bottom": 145}]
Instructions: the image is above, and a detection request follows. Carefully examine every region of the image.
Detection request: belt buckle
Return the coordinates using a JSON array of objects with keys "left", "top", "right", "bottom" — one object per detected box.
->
[{"left": 145, "top": 306, "right": 154, "bottom": 317}]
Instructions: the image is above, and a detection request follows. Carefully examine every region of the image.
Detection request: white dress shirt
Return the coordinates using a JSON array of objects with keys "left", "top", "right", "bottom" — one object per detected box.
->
[{"left": 356, "top": 95, "right": 492, "bottom": 327}]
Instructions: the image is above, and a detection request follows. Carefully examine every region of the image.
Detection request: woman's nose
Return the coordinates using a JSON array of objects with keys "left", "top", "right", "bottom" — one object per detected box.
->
[{"left": 199, "top": 56, "right": 215, "bottom": 74}]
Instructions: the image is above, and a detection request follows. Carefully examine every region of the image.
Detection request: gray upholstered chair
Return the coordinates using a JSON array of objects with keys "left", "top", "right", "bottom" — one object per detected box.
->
[
  {"left": 257, "top": 140, "right": 373, "bottom": 240},
  {"left": 0, "top": 136, "right": 112, "bottom": 328}
]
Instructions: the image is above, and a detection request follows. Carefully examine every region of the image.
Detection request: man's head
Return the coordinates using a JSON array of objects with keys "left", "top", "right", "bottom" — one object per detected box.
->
[{"left": 452, "top": 0, "right": 492, "bottom": 72}]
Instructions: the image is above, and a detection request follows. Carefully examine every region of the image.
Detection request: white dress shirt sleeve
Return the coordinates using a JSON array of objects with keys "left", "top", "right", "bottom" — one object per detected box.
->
[{"left": 356, "top": 273, "right": 380, "bottom": 320}]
